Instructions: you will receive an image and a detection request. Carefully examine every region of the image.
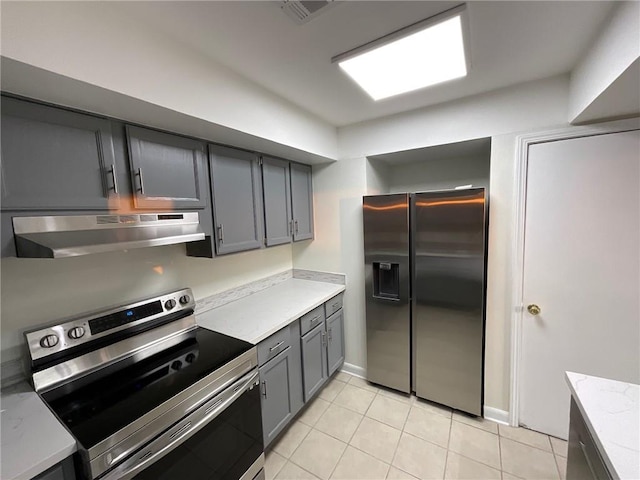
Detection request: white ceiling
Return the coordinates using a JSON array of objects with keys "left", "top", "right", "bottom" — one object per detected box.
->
[{"left": 117, "top": 1, "right": 615, "bottom": 127}]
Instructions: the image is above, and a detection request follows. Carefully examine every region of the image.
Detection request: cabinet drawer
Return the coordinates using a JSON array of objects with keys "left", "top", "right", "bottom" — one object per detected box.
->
[
  {"left": 300, "top": 306, "right": 325, "bottom": 336},
  {"left": 257, "top": 327, "right": 291, "bottom": 366},
  {"left": 324, "top": 293, "right": 344, "bottom": 318}
]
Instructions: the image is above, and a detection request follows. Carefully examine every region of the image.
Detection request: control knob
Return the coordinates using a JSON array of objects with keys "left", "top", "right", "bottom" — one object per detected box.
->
[
  {"left": 179, "top": 295, "right": 191, "bottom": 305},
  {"left": 39, "top": 334, "right": 59, "bottom": 348},
  {"left": 165, "top": 299, "right": 177, "bottom": 310},
  {"left": 185, "top": 353, "right": 196, "bottom": 364},
  {"left": 68, "top": 326, "right": 86, "bottom": 340},
  {"left": 171, "top": 360, "right": 183, "bottom": 371}
]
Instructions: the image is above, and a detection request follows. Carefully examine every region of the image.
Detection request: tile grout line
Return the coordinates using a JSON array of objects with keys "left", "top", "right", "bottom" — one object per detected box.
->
[{"left": 442, "top": 410, "right": 453, "bottom": 480}]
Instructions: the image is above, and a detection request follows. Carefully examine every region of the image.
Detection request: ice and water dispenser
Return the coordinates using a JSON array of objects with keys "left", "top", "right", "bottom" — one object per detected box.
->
[{"left": 372, "top": 262, "right": 400, "bottom": 300}]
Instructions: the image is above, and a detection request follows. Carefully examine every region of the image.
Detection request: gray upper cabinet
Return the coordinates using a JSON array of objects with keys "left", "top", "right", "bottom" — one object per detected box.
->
[
  {"left": 1, "top": 96, "right": 118, "bottom": 211},
  {"left": 301, "top": 321, "right": 328, "bottom": 402},
  {"left": 209, "top": 145, "right": 263, "bottom": 255},
  {"left": 262, "top": 156, "right": 292, "bottom": 246},
  {"left": 326, "top": 309, "right": 345, "bottom": 376},
  {"left": 290, "top": 163, "right": 314, "bottom": 241},
  {"left": 126, "top": 126, "right": 207, "bottom": 210}
]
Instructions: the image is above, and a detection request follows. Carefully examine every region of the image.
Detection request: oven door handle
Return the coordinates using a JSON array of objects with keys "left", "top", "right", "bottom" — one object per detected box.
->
[{"left": 101, "top": 369, "right": 260, "bottom": 480}]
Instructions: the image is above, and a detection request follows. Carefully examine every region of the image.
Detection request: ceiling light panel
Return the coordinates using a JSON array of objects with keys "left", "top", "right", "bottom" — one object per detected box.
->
[{"left": 337, "top": 12, "right": 468, "bottom": 101}]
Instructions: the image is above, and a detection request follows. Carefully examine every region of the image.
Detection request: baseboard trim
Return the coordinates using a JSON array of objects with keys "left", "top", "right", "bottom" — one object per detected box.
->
[
  {"left": 340, "top": 362, "right": 366, "bottom": 379},
  {"left": 484, "top": 406, "right": 510, "bottom": 425}
]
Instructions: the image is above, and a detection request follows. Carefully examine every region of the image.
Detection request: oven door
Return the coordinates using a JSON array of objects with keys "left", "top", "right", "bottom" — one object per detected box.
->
[{"left": 101, "top": 369, "right": 264, "bottom": 480}]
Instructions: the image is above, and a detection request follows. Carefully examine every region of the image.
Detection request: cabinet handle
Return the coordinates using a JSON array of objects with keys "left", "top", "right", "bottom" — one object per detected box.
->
[
  {"left": 137, "top": 167, "right": 145, "bottom": 195},
  {"left": 295, "top": 220, "right": 299, "bottom": 234},
  {"left": 109, "top": 164, "right": 119, "bottom": 194},
  {"left": 328, "top": 328, "right": 332, "bottom": 342},
  {"left": 310, "top": 315, "right": 321, "bottom": 325},
  {"left": 332, "top": 302, "right": 339, "bottom": 308},
  {"left": 321, "top": 331, "right": 327, "bottom": 347},
  {"left": 261, "top": 380, "right": 267, "bottom": 398},
  {"left": 269, "top": 341, "right": 285, "bottom": 352},
  {"left": 217, "top": 225, "right": 224, "bottom": 244}
]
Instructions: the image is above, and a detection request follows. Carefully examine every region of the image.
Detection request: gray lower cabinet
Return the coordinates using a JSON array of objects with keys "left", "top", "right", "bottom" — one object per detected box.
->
[
  {"left": 209, "top": 145, "right": 263, "bottom": 255},
  {"left": 258, "top": 321, "right": 303, "bottom": 448},
  {"left": 261, "top": 156, "right": 292, "bottom": 246},
  {"left": 125, "top": 126, "right": 208, "bottom": 210},
  {"left": 326, "top": 309, "right": 345, "bottom": 376},
  {"left": 32, "top": 456, "right": 76, "bottom": 480},
  {"left": 1, "top": 96, "right": 118, "bottom": 211},
  {"left": 259, "top": 347, "right": 294, "bottom": 447},
  {"left": 567, "top": 398, "right": 612, "bottom": 480},
  {"left": 290, "top": 163, "right": 314, "bottom": 241},
  {"left": 301, "top": 321, "right": 329, "bottom": 402}
]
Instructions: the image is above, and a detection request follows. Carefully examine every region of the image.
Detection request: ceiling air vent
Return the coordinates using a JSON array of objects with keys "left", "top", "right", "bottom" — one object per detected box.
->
[{"left": 280, "top": 0, "right": 335, "bottom": 25}]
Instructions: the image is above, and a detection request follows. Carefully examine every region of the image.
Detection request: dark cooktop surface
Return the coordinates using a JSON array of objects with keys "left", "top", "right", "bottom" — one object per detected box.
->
[{"left": 43, "top": 327, "right": 253, "bottom": 448}]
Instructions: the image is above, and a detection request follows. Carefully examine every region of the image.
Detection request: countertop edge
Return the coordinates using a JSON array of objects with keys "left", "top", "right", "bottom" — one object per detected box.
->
[
  {"left": 14, "top": 441, "right": 77, "bottom": 480},
  {"left": 248, "top": 284, "right": 346, "bottom": 344},
  {"left": 565, "top": 371, "right": 628, "bottom": 480}
]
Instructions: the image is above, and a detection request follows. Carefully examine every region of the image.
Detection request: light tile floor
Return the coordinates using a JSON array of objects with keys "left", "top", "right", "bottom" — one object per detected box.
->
[{"left": 265, "top": 373, "right": 568, "bottom": 480}]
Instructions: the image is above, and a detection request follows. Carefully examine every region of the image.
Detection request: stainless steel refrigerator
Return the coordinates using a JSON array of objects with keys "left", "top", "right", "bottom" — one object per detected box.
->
[{"left": 363, "top": 188, "right": 487, "bottom": 416}]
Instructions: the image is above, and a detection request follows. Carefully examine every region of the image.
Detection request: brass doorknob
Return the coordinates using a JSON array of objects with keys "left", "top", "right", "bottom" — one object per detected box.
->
[{"left": 527, "top": 304, "right": 541, "bottom": 316}]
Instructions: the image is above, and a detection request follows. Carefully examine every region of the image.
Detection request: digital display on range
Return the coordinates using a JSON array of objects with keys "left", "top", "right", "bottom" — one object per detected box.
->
[{"left": 89, "top": 301, "right": 164, "bottom": 335}]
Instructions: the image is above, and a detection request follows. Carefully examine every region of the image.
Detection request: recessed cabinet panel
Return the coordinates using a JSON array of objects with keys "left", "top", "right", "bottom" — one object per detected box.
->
[
  {"left": 290, "top": 163, "right": 314, "bottom": 241},
  {"left": 262, "top": 156, "right": 292, "bottom": 246},
  {"left": 301, "top": 321, "right": 328, "bottom": 402},
  {"left": 1, "top": 97, "right": 117, "bottom": 211},
  {"left": 259, "top": 348, "right": 293, "bottom": 448},
  {"left": 126, "top": 126, "right": 207, "bottom": 210},
  {"left": 326, "top": 309, "right": 345, "bottom": 376},
  {"left": 209, "top": 145, "right": 263, "bottom": 255}
]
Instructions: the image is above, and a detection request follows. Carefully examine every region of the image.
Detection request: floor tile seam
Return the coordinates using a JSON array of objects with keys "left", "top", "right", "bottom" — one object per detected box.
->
[
  {"left": 311, "top": 408, "right": 365, "bottom": 445},
  {"left": 345, "top": 440, "right": 393, "bottom": 468},
  {"left": 365, "top": 407, "right": 409, "bottom": 432},
  {"left": 324, "top": 439, "right": 349, "bottom": 480},
  {"left": 553, "top": 453, "right": 564, "bottom": 480},
  {"left": 265, "top": 449, "right": 287, "bottom": 479},
  {"left": 398, "top": 424, "right": 451, "bottom": 450},
  {"left": 285, "top": 455, "right": 325, "bottom": 480},
  {"left": 498, "top": 434, "right": 554, "bottom": 455},
  {"left": 442, "top": 406, "right": 454, "bottom": 480},
  {"left": 451, "top": 417, "right": 499, "bottom": 436},
  {"left": 285, "top": 423, "right": 314, "bottom": 460},
  {"left": 447, "top": 442, "right": 502, "bottom": 472}
]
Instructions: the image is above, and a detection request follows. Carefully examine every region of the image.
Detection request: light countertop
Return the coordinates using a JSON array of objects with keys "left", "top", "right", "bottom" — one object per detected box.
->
[
  {"left": 197, "top": 278, "right": 345, "bottom": 344},
  {"left": 1, "top": 382, "right": 77, "bottom": 480},
  {"left": 566, "top": 372, "right": 639, "bottom": 480}
]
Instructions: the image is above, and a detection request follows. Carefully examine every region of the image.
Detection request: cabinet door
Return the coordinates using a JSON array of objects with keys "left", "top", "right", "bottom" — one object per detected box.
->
[
  {"left": 326, "top": 309, "right": 345, "bottom": 376},
  {"left": 262, "top": 156, "right": 292, "bottom": 246},
  {"left": 259, "top": 348, "right": 293, "bottom": 448},
  {"left": 301, "top": 321, "right": 328, "bottom": 402},
  {"left": 126, "top": 126, "right": 207, "bottom": 210},
  {"left": 1, "top": 96, "right": 117, "bottom": 211},
  {"left": 210, "top": 145, "right": 263, "bottom": 255},
  {"left": 290, "top": 163, "right": 314, "bottom": 241}
]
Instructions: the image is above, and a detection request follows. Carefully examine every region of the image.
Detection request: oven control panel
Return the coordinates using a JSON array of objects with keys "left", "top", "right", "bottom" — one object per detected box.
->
[{"left": 25, "top": 288, "right": 196, "bottom": 363}]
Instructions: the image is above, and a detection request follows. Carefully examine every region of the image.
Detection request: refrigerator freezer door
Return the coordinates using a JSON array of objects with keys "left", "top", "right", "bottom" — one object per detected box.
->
[
  {"left": 363, "top": 194, "right": 411, "bottom": 393},
  {"left": 413, "top": 188, "right": 486, "bottom": 415}
]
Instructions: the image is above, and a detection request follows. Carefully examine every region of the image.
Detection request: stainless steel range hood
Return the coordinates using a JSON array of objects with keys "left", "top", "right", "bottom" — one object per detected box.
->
[{"left": 13, "top": 212, "right": 205, "bottom": 258}]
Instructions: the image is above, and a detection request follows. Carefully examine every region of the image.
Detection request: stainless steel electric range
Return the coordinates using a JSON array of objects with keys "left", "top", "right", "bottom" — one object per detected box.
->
[{"left": 25, "top": 288, "right": 265, "bottom": 480}]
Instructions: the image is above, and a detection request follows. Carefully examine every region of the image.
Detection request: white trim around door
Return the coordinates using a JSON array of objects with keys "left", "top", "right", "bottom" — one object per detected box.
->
[{"left": 508, "top": 118, "right": 640, "bottom": 427}]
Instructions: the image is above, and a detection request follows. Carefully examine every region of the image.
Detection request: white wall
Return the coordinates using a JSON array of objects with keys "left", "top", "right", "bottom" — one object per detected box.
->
[
  {"left": 386, "top": 155, "right": 490, "bottom": 193},
  {"left": 0, "top": 244, "right": 293, "bottom": 361},
  {"left": 292, "top": 76, "right": 572, "bottom": 412},
  {"left": 569, "top": 1, "right": 640, "bottom": 122},
  {"left": 292, "top": 159, "right": 368, "bottom": 370},
  {"left": 0, "top": 1, "right": 338, "bottom": 160},
  {"left": 338, "top": 75, "right": 570, "bottom": 159}
]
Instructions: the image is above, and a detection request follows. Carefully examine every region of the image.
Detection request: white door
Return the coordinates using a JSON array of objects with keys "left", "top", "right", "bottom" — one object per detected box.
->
[{"left": 520, "top": 130, "right": 640, "bottom": 439}]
